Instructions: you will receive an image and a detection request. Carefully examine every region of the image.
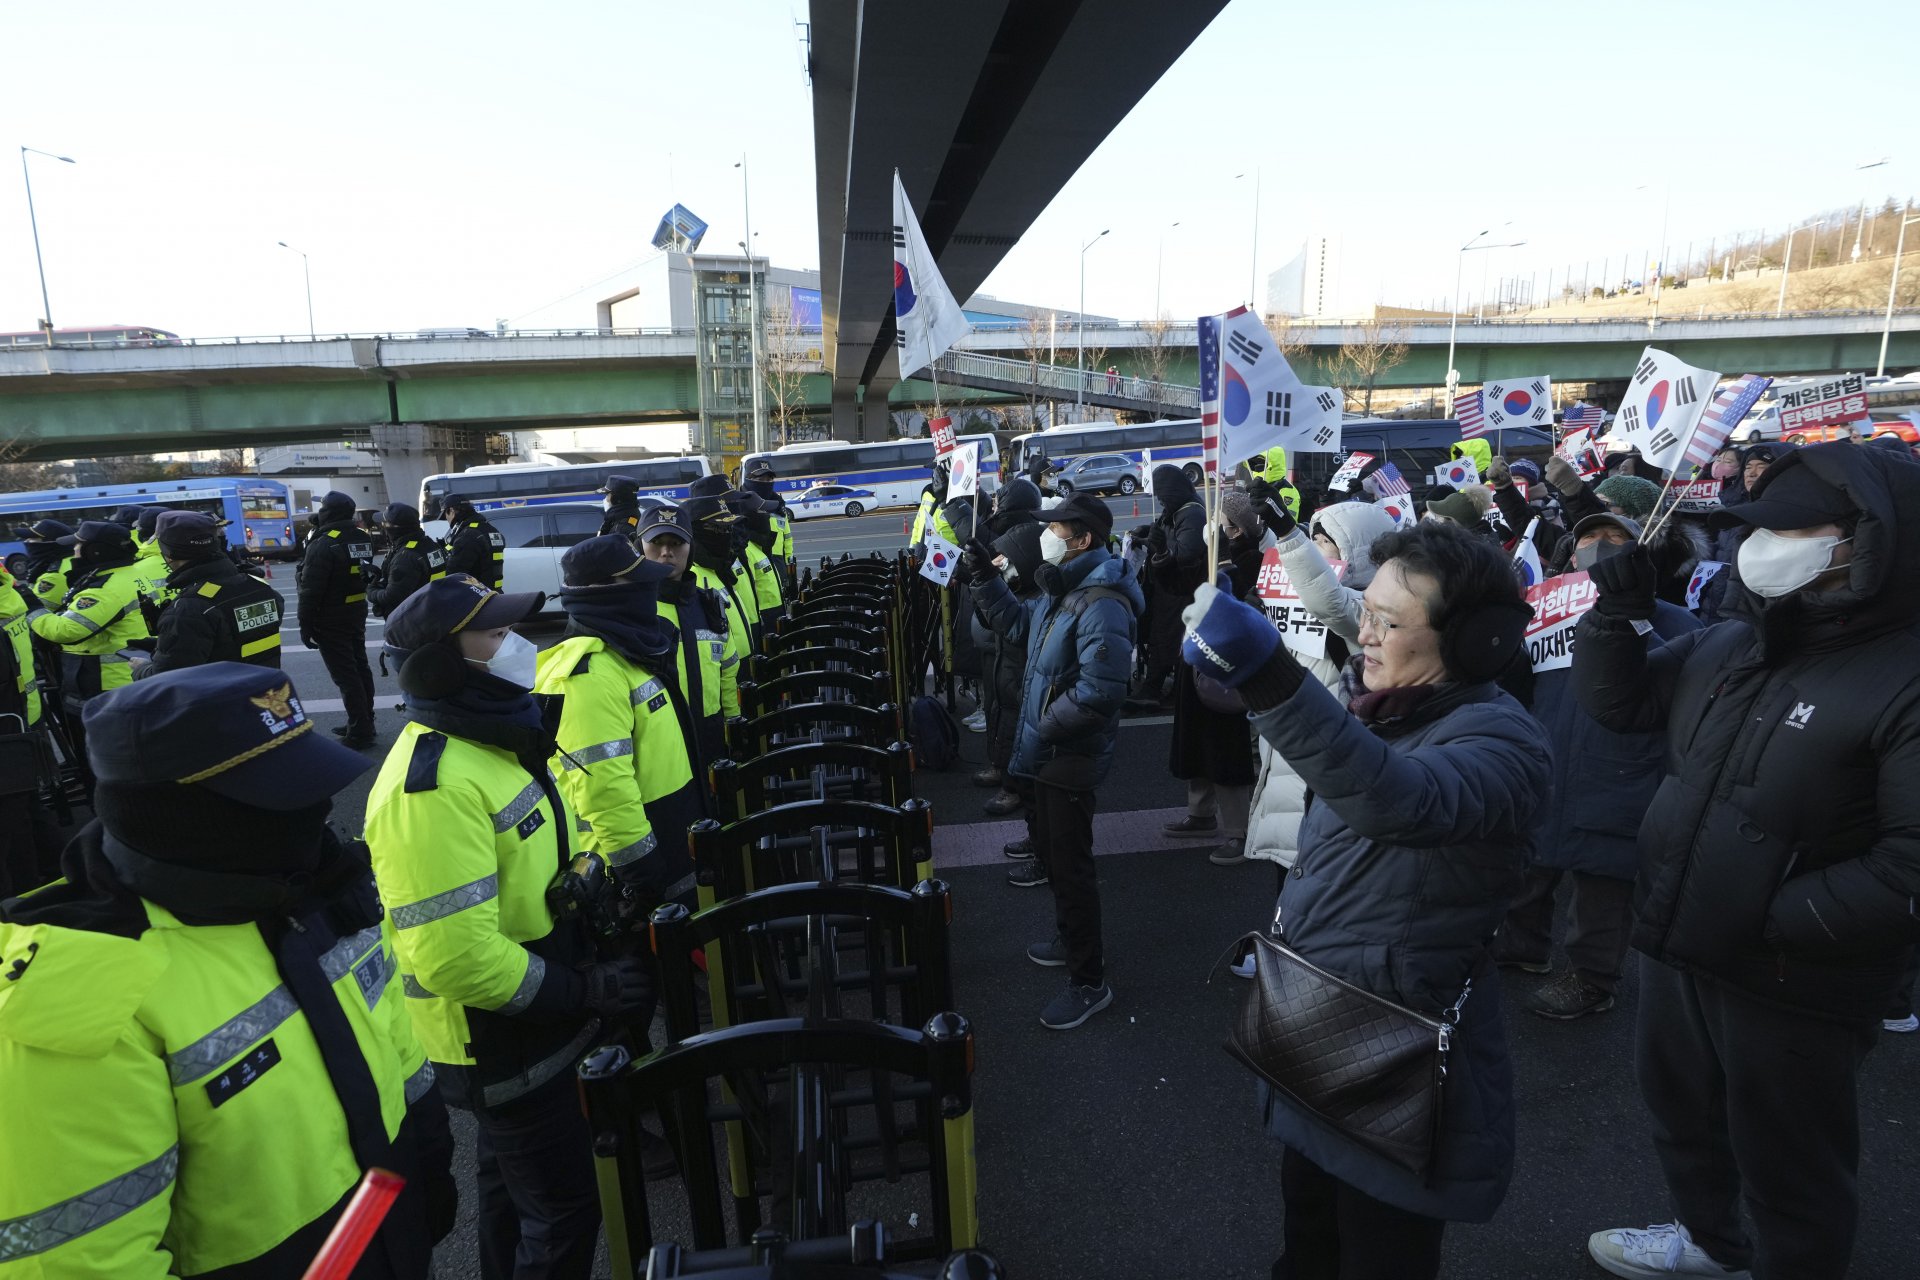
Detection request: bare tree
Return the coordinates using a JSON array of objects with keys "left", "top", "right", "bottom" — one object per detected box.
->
[
  {"left": 1019, "top": 310, "right": 1057, "bottom": 423},
  {"left": 1139, "top": 312, "right": 1178, "bottom": 388},
  {"left": 762, "top": 296, "right": 817, "bottom": 447},
  {"left": 1327, "top": 319, "right": 1410, "bottom": 415},
  {"left": 217, "top": 447, "right": 251, "bottom": 474}
]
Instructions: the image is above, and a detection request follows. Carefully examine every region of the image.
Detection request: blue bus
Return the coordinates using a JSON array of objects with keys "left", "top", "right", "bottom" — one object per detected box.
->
[
  {"left": 736, "top": 436, "right": 1002, "bottom": 511},
  {"left": 1010, "top": 419, "right": 1204, "bottom": 484},
  {"left": 0, "top": 476, "right": 295, "bottom": 576},
  {"left": 419, "top": 457, "right": 714, "bottom": 519}
]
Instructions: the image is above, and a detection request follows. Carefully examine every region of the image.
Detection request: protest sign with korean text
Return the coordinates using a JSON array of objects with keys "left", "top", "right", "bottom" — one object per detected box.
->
[
  {"left": 1525, "top": 572, "right": 1598, "bottom": 672},
  {"left": 929, "top": 415, "right": 957, "bottom": 457},
  {"left": 1254, "top": 548, "right": 1339, "bottom": 659},
  {"left": 1670, "top": 477, "right": 1723, "bottom": 514},
  {"left": 1328, "top": 452, "right": 1375, "bottom": 492},
  {"left": 1557, "top": 426, "right": 1606, "bottom": 479},
  {"left": 1778, "top": 374, "right": 1869, "bottom": 433}
]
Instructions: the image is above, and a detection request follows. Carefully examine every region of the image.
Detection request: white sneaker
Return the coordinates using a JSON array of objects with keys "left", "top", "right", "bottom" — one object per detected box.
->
[
  {"left": 1884, "top": 1013, "right": 1919, "bottom": 1032},
  {"left": 1588, "top": 1222, "right": 1750, "bottom": 1278},
  {"left": 1229, "top": 952, "right": 1255, "bottom": 980},
  {"left": 961, "top": 709, "right": 987, "bottom": 732}
]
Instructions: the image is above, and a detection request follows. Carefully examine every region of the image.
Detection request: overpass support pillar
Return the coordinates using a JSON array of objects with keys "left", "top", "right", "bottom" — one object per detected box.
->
[
  {"left": 859, "top": 377, "right": 898, "bottom": 442},
  {"left": 830, "top": 382, "right": 862, "bottom": 438},
  {"left": 369, "top": 423, "right": 487, "bottom": 511}
]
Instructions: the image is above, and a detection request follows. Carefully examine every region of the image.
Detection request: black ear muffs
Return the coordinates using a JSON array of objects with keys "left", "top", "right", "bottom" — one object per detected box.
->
[
  {"left": 397, "top": 640, "right": 470, "bottom": 701},
  {"left": 1439, "top": 598, "right": 1535, "bottom": 685}
]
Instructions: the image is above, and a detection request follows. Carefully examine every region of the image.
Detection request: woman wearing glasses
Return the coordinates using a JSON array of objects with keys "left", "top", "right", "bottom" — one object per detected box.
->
[{"left": 1182, "top": 520, "right": 1548, "bottom": 1280}]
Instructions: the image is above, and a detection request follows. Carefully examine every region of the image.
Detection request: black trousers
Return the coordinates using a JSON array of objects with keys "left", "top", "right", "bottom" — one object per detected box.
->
[
  {"left": 310, "top": 613, "right": 375, "bottom": 738},
  {"left": 473, "top": 1072, "right": 602, "bottom": 1280},
  {"left": 1501, "top": 865, "right": 1636, "bottom": 993},
  {"left": 1638, "top": 960, "right": 1877, "bottom": 1279},
  {"left": 1275, "top": 1146, "right": 1445, "bottom": 1280},
  {"left": 1031, "top": 780, "right": 1102, "bottom": 985}
]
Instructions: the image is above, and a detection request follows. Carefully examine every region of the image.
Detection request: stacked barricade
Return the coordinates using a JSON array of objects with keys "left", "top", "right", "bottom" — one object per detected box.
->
[{"left": 578, "top": 553, "right": 993, "bottom": 1279}]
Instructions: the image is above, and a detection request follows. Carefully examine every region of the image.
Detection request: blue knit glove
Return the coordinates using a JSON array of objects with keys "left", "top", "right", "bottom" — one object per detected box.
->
[{"left": 1180, "top": 583, "right": 1279, "bottom": 688}]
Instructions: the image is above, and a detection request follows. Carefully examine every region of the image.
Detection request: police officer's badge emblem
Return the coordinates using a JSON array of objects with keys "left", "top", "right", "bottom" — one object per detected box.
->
[{"left": 249, "top": 682, "right": 304, "bottom": 734}]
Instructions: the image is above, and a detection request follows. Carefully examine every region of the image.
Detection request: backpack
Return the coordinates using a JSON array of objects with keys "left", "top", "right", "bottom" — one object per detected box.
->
[{"left": 909, "top": 694, "right": 960, "bottom": 770}]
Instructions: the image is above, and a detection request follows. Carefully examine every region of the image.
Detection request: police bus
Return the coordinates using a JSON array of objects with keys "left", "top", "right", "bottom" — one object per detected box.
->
[
  {"left": 418, "top": 456, "right": 714, "bottom": 520},
  {"left": 736, "top": 436, "right": 1002, "bottom": 511},
  {"left": 1010, "top": 419, "right": 1205, "bottom": 484},
  {"left": 0, "top": 476, "right": 295, "bottom": 577}
]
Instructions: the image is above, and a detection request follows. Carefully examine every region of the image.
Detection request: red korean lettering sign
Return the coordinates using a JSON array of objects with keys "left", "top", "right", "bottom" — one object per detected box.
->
[
  {"left": 1255, "top": 548, "right": 1340, "bottom": 660},
  {"left": 929, "top": 416, "right": 957, "bottom": 457},
  {"left": 1524, "top": 571, "right": 1598, "bottom": 672}
]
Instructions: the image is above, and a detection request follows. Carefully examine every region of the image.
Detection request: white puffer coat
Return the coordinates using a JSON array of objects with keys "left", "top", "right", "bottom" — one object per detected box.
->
[{"left": 1242, "top": 501, "right": 1400, "bottom": 867}]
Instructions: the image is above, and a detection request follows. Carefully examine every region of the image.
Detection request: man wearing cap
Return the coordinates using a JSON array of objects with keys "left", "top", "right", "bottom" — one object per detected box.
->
[
  {"left": 598, "top": 475, "right": 644, "bottom": 540},
  {"left": 368, "top": 504, "right": 447, "bottom": 619},
  {"left": 0, "top": 664, "right": 455, "bottom": 1278},
  {"left": 535, "top": 536, "right": 701, "bottom": 920},
  {"left": 129, "top": 506, "right": 174, "bottom": 605},
  {"left": 298, "top": 490, "right": 379, "bottom": 748},
  {"left": 16, "top": 518, "right": 74, "bottom": 609},
  {"left": 365, "top": 575, "right": 651, "bottom": 1278},
  {"left": 682, "top": 491, "right": 761, "bottom": 657},
  {"left": 133, "top": 511, "right": 287, "bottom": 678},
  {"left": 641, "top": 505, "right": 740, "bottom": 767},
  {"left": 744, "top": 463, "right": 795, "bottom": 585},
  {"left": 962, "top": 490, "right": 1142, "bottom": 1030},
  {"left": 1496, "top": 510, "right": 1698, "bottom": 1021},
  {"left": 27, "top": 521, "right": 152, "bottom": 734},
  {"left": 727, "top": 490, "right": 788, "bottom": 629},
  {"left": 440, "top": 494, "right": 506, "bottom": 592},
  {"left": 1578, "top": 442, "right": 1920, "bottom": 1280}
]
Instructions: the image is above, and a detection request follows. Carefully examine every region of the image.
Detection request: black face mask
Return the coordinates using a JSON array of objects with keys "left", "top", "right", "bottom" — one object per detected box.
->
[{"left": 1574, "top": 539, "right": 1629, "bottom": 572}]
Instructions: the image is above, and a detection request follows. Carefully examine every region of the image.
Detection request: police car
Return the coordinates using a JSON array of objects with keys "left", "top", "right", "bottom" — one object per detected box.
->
[{"left": 788, "top": 485, "right": 877, "bottom": 520}]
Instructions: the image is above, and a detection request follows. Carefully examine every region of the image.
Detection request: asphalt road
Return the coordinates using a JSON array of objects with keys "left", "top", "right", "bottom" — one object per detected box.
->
[{"left": 219, "top": 559, "right": 1920, "bottom": 1277}]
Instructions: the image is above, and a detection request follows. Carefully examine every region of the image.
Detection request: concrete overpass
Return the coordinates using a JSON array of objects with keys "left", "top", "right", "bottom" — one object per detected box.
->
[{"left": 808, "top": 0, "right": 1232, "bottom": 435}]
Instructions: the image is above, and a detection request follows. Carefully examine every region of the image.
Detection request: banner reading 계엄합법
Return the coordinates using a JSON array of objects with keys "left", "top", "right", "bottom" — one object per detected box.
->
[{"left": 1525, "top": 572, "right": 1598, "bottom": 673}]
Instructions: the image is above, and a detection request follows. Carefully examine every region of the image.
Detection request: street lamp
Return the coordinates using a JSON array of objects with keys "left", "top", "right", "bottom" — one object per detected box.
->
[
  {"left": 734, "top": 158, "right": 765, "bottom": 453},
  {"left": 1634, "top": 182, "right": 1673, "bottom": 325},
  {"left": 1445, "top": 228, "right": 1525, "bottom": 417},
  {"left": 1235, "top": 171, "right": 1261, "bottom": 308},
  {"left": 1878, "top": 201, "right": 1920, "bottom": 377},
  {"left": 19, "top": 146, "right": 76, "bottom": 343},
  {"left": 1076, "top": 229, "right": 1109, "bottom": 414},
  {"left": 276, "top": 242, "right": 315, "bottom": 339},
  {"left": 1775, "top": 218, "right": 1824, "bottom": 317}
]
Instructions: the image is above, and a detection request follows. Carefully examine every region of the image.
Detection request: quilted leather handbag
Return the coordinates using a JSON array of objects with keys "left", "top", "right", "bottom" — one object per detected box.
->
[{"left": 1224, "top": 932, "right": 1472, "bottom": 1179}]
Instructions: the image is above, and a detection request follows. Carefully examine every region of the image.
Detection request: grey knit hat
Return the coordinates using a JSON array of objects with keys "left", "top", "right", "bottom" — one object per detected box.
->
[{"left": 1220, "top": 489, "right": 1260, "bottom": 536}]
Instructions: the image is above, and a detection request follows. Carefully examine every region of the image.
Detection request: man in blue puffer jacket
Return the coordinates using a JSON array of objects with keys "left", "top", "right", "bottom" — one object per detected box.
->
[{"left": 965, "top": 492, "right": 1142, "bottom": 1030}]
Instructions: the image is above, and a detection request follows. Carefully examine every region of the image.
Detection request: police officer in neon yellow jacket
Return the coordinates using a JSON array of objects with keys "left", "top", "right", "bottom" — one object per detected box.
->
[
  {"left": 727, "top": 490, "right": 788, "bottom": 629},
  {"left": 130, "top": 506, "right": 175, "bottom": 606},
  {"left": 14, "top": 518, "right": 74, "bottom": 610},
  {"left": 682, "top": 493, "right": 761, "bottom": 658},
  {"left": 536, "top": 538, "right": 702, "bottom": 916},
  {"left": 0, "top": 664, "right": 454, "bottom": 1278},
  {"left": 642, "top": 507, "right": 741, "bottom": 768},
  {"left": 364, "top": 575, "right": 652, "bottom": 1279},
  {"left": 28, "top": 521, "right": 152, "bottom": 718},
  {"left": 744, "top": 463, "right": 796, "bottom": 588}
]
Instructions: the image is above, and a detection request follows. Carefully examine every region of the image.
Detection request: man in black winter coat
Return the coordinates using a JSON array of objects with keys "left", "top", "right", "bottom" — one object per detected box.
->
[
  {"left": 1577, "top": 442, "right": 1920, "bottom": 1280},
  {"left": 134, "top": 512, "right": 286, "bottom": 677},
  {"left": 1129, "top": 464, "right": 1206, "bottom": 708},
  {"left": 368, "top": 504, "right": 447, "bottom": 618},
  {"left": 298, "top": 490, "right": 378, "bottom": 748},
  {"left": 440, "top": 495, "right": 505, "bottom": 591}
]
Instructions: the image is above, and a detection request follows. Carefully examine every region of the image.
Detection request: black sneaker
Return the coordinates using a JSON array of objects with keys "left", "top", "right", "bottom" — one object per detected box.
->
[
  {"left": 1026, "top": 935, "right": 1069, "bottom": 967},
  {"left": 1002, "top": 837, "right": 1035, "bottom": 860},
  {"left": 1161, "top": 815, "right": 1217, "bottom": 839},
  {"left": 1040, "top": 980, "right": 1113, "bottom": 1030},
  {"left": 1006, "top": 858, "right": 1050, "bottom": 888},
  {"left": 1525, "top": 971, "right": 1616, "bottom": 1020}
]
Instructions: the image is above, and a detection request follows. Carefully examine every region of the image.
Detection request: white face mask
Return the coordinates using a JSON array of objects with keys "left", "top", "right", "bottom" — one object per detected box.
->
[
  {"left": 1737, "top": 528, "right": 1851, "bottom": 598},
  {"left": 478, "top": 629, "right": 540, "bottom": 688},
  {"left": 1039, "top": 529, "right": 1071, "bottom": 565}
]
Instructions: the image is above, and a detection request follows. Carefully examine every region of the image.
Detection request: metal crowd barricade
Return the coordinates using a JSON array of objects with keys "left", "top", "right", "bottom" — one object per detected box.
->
[
  {"left": 710, "top": 740, "right": 914, "bottom": 816},
  {"left": 578, "top": 1015, "right": 979, "bottom": 1275},
  {"left": 735, "top": 669, "right": 893, "bottom": 720},
  {"left": 687, "top": 796, "right": 934, "bottom": 907},
  {"left": 725, "top": 701, "right": 903, "bottom": 759}
]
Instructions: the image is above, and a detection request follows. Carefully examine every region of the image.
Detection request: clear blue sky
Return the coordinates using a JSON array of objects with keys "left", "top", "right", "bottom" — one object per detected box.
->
[{"left": 3, "top": 0, "right": 1910, "bottom": 339}]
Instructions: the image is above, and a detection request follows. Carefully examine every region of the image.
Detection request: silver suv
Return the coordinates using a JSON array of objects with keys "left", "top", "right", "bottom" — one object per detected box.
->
[{"left": 1053, "top": 452, "right": 1142, "bottom": 496}]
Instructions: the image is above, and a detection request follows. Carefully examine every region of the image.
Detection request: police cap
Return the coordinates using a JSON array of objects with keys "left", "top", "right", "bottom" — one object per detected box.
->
[
  {"left": 561, "top": 535, "right": 676, "bottom": 588},
  {"left": 382, "top": 502, "right": 422, "bottom": 528},
  {"left": 60, "top": 520, "right": 134, "bottom": 550},
  {"left": 315, "top": 491, "right": 355, "bottom": 522},
  {"left": 135, "top": 506, "right": 169, "bottom": 539},
  {"left": 688, "top": 474, "right": 730, "bottom": 498},
  {"left": 81, "top": 663, "right": 371, "bottom": 810},
  {"left": 747, "top": 462, "right": 775, "bottom": 480},
  {"left": 600, "top": 475, "right": 639, "bottom": 500},
  {"left": 155, "top": 510, "right": 223, "bottom": 557},
  {"left": 385, "top": 574, "right": 545, "bottom": 651},
  {"left": 680, "top": 495, "right": 734, "bottom": 527},
  {"left": 20, "top": 518, "right": 72, "bottom": 543},
  {"left": 109, "top": 505, "right": 145, "bottom": 527},
  {"left": 440, "top": 493, "right": 477, "bottom": 517},
  {"left": 639, "top": 505, "right": 692, "bottom": 545}
]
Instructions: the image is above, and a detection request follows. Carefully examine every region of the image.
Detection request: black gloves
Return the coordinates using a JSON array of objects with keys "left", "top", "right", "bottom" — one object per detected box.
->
[
  {"left": 961, "top": 537, "right": 996, "bottom": 584},
  {"left": 582, "top": 956, "right": 653, "bottom": 1018},
  {"left": 1247, "top": 479, "right": 1295, "bottom": 537},
  {"left": 1588, "top": 545, "right": 1657, "bottom": 620},
  {"left": 1147, "top": 524, "right": 1169, "bottom": 557}
]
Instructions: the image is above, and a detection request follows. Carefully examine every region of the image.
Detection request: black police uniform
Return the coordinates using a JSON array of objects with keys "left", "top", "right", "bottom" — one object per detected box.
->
[
  {"left": 599, "top": 476, "right": 643, "bottom": 541},
  {"left": 298, "top": 497, "right": 378, "bottom": 745},
  {"left": 442, "top": 509, "right": 506, "bottom": 591},
  {"left": 370, "top": 516, "right": 447, "bottom": 619},
  {"left": 144, "top": 555, "right": 286, "bottom": 676}
]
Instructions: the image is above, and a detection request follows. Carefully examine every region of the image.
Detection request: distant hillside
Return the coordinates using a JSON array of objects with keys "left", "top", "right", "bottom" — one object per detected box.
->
[{"left": 1524, "top": 255, "right": 1917, "bottom": 319}]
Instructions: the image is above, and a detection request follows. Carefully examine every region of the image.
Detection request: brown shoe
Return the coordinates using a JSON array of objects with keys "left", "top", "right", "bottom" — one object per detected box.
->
[
  {"left": 1161, "top": 815, "right": 1218, "bottom": 839},
  {"left": 984, "top": 789, "right": 1023, "bottom": 816}
]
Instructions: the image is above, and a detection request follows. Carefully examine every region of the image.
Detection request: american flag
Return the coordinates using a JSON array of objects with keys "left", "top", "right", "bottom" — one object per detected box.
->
[
  {"left": 1563, "top": 403, "right": 1605, "bottom": 432},
  {"left": 1198, "top": 313, "right": 1221, "bottom": 474},
  {"left": 1455, "top": 388, "right": 1487, "bottom": 437},
  {"left": 1371, "top": 461, "right": 1411, "bottom": 497},
  {"left": 1683, "top": 375, "right": 1773, "bottom": 473}
]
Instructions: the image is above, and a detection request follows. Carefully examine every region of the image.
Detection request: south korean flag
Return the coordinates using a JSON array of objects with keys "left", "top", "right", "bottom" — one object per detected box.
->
[
  {"left": 1612, "top": 347, "right": 1721, "bottom": 475},
  {"left": 1481, "top": 376, "right": 1555, "bottom": 431}
]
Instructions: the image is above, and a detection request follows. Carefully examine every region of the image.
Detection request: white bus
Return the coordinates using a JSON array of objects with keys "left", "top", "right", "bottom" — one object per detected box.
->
[
  {"left": 736, "top": 436, "right": 1002, "bottom": 512},
  {"left": 419, "top": 456, "right": 713, "bottom": 519},
  {"left": 1009, "top": 419, "right": 1205, "bottom": 484}
]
